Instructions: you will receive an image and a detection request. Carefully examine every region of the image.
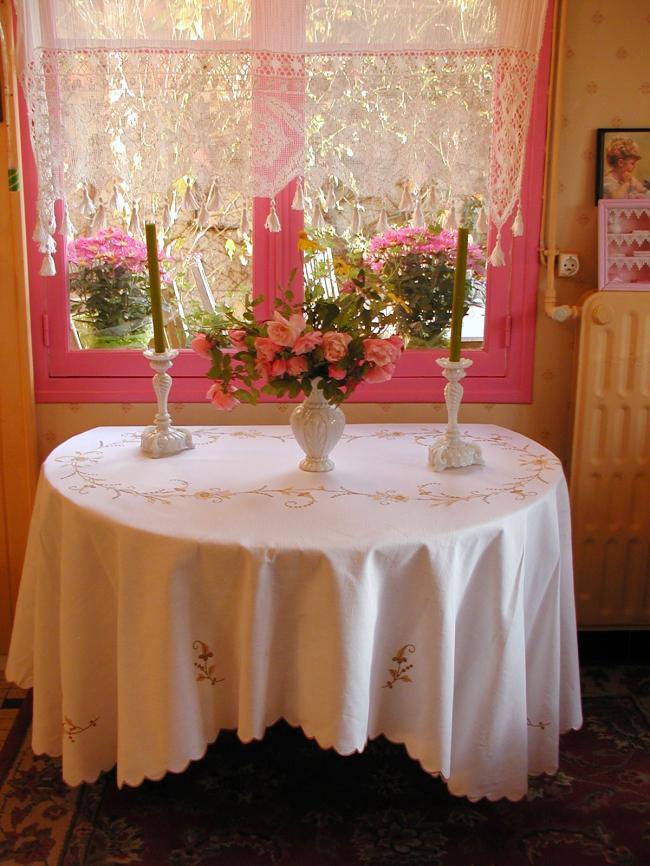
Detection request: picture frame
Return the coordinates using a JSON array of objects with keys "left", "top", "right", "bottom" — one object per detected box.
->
[
  {"left": 598, "top": 199, "right": 650, "bottom": 290},
  {"left": 595, "top": 128, "right": 650, "bottom": 203}
]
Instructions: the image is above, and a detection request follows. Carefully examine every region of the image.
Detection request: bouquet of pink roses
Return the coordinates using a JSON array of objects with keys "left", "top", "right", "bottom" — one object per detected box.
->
[{"left": 192, "top": 284, "right": 403, "bottom": 410}]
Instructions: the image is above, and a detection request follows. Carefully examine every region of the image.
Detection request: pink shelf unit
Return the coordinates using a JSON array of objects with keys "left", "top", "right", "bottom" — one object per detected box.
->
[{"left": 598, "top": 199, "right": 650, "bottom": 290}]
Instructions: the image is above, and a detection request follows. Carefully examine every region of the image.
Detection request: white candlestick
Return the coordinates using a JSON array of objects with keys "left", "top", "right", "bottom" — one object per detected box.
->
[
  {"left": 428, "top": 357, "right": 484, "bottom": 471},
  {"left": 141, "top": 349, "right": 194, "bottom": 457}
]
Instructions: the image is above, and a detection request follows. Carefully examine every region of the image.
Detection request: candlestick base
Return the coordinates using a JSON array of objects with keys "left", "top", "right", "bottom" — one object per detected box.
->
[
  {"left": 141, "top": 349, "right": 194, "bottom": 458},
  {"left": 428, "top": 357, "right": 484, "bottom": 471}
]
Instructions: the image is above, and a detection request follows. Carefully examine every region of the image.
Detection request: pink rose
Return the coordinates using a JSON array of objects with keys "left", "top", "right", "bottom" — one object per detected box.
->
[
  {"left": 191, "top": 333, "right": 213, "bottom": 360},
  {"left": 206, "top": 383, "right": 239, "bottom": 411},
  {"left": 328, "top": 364, "right": 347, "bottom": 380},
  {"left": 388, "top": 334, "right": 405, "bottom": 353},
  {"left": 287, "top": 355, "right": 309, "bottom": 376},
  {"left": 228, "top": 329, "right": 248, "bottom": 350},
  {"left": 293, "top": 330, "right": 323, "bottom": 354},
  {"left": 362, "top": 337, "right": 401, "bottom": 367},
  {"left": 340, "top": 279, "right": 357, "bottom": 293},
  {"left": 322, "top": 331, "right": 352, "bottom": 362},
  {"left": 266, "top": 311, "right": 306, "bottom": 347},
  {"left": 254, "top": 336, "right": 282, "bottom": 363},
  {"left": 271, "top": 357, "right": 288, "bottom": 377},
  {"left": 363, "top": 362, "right": 396, "bottom": 384}
]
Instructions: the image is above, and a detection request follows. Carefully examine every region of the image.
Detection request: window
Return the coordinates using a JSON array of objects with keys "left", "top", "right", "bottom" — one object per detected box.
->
[{"left": 18, "top": 0, "right": 551, "bottom": 403}]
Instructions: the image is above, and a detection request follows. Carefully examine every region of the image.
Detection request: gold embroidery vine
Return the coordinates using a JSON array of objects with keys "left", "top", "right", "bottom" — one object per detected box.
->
[
  {"left": 56, "top": 429, "right": 560, "bottom": 510},
  {"left": 193, "top": 640, "right": 224, "bottom": 686},
  {"left": 63, "top": 715, "right": 99, "bottom": 742},
  {"left": 527, "top": 717, "right": 550, "bottom": 731},
  {"left": 383, "top": 644, "right": 416, "bottom": 689}
]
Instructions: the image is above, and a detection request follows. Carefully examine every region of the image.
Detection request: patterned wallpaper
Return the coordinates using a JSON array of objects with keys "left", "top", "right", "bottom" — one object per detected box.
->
[{"left": 35, "top": 1, "right": 650, "bottom": 466}]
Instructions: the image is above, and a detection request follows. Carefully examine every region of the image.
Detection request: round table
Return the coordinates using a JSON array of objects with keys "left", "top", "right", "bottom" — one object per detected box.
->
[{"left": 6, "top": 424, "right": 582, "bottom": 801}]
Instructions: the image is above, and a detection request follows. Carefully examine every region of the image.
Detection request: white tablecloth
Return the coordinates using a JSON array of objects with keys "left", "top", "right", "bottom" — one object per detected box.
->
[{"left": 6, "top": 424, "right": 582, "bottom": 801}]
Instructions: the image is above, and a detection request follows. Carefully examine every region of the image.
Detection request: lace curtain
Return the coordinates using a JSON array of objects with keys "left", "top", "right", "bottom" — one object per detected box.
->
[{"left": 16, "top": 0, "right": 549, "bottom": 275}]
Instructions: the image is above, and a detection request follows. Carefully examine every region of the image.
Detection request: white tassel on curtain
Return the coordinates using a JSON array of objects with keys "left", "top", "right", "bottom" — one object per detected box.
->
[
  {"left": 265, "top": 199, "right": 281, "bottom": 233},
  {"left": 291, "top": 179, "right": 305, "bottom": 211}
]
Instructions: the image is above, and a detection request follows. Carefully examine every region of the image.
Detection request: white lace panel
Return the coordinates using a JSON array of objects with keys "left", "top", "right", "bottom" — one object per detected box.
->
[
  {"left": 304, "top": 52, "right": 493, "bottom": 205},
  {"left": 23, "top": 47, "right": 252, "bottom": 274},
  {"left": 17, "top": 0, "right": 548, "bottom": 274}
]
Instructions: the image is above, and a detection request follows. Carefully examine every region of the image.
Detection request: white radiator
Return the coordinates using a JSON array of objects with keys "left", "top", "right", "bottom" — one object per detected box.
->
[{"left": 569, "top": 291, "right": 650, "bottom": 627}]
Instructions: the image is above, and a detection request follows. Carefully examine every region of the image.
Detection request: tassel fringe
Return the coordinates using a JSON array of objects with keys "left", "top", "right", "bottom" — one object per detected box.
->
[
  {"left": 411, "top": 200, "right": 425, "bottom": 227},
  {"left": 169, "top": 190, "right": 178, "bottom": 221},
  {"left": 91, "top": 204, "right": 107, "bottom": 233},
  {"left": 291, "top": 179, "right": 305, "bottom": 211},
  {"left": 325, "top": 183, "right": 337, "bottom": 212},
  {"left": 444, "top": 203, "right": 458, "bottom": 231},
  {"left": 512, "top": 204, "right": 524, "bottom": 237},
  {"left": 161, "top": 203, "right": 172, "bottom": 233},
  {"left": 206, "top": 180, "right": 221, "bottom": 212},
  {"left": 476, "top": 208, "right": 488, "bottom": 234},
  {"left": 130, "top": 207, "right": 143, "bottom": 238},
  {"left": 80, "top": 187, "right": 96, "bottom": 217},
  {"left": 265, "top": 199, "right": 281, "bottom": 233},
  {"left": 377, "top": 207, "right": 390, "bottom": 234},
  {"left": 33, "top": 217, "right": 49, "bottom": 245},
  {"left": 109, "top": 183, "right": 125, "bottom": 212},
  {"left": 239, "top": 204, "right": 250, "bottom": 236},
  {"left": 311, "top": 202, "right": 325, "bottom": 231},
  {"left": 350, "top": 203, "right": 362, "bottom": 234},
  {"left": 197, "top": 202, "right": 211, "bottom": 229},
  {"left": 183, "top": 182, "right": 199, "bottom": 211},
  {"left": 489, "top": 234, "right": 505, "bottom": 267},
  {"left": 398, "top": 182, "right": 413, "bottom": 212},
  {"left": 59, "top": 205, "right": 75, "bottom": 239},
  {"left": 40, "top": 252, "right": 56, "bottom": 276},
  {"left": 423, "top": 186, "right": 436, "bottom": 212}
]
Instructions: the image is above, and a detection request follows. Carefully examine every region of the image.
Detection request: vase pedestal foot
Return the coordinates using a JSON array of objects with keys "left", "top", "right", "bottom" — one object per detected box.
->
[{"left": 299, "top": 455, "right": 335, "bottom": 472}]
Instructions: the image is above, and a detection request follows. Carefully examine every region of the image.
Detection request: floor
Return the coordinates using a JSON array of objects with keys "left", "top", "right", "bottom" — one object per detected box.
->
[{"left": 0, "top": 656, "right": 28, "bottom": 750}]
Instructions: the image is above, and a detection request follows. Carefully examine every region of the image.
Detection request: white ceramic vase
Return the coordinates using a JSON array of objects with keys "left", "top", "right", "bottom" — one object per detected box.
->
[{"left": 290, "top": 378, "right": 345, "bottom": 472}]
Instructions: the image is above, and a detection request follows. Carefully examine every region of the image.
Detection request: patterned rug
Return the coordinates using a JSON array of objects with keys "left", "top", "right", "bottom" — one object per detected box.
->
[{"left": 1, "top": 667, "right": 649, "bottom": 866}]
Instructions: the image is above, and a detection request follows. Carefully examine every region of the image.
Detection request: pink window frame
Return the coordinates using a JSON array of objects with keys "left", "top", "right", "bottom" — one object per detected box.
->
[{"left": 23, "top": 6, "right": 552, "bottom": 405}]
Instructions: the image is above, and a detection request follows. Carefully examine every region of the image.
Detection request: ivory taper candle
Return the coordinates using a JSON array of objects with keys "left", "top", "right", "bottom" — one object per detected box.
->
[
  {"left": 448, "top": 226, "right": 469, "bottom": 362},
  {"left": 145, "top": 223, "right": 166, "bottom": 353}
]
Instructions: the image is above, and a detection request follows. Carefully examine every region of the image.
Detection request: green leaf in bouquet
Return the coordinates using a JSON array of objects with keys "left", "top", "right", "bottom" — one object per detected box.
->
[
  {"left": 287, "top": 379, "right": 301, "bottom": 398},
  {"left": 233, "top": 389, "right": 257, "bottom": 405}
]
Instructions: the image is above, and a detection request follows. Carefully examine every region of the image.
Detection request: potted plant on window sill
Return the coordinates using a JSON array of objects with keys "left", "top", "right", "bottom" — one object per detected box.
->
[
  {"left": 364, "top": 226, "right": 486, "bottom": 349},
  {"left": 68, "top": 227, "right": 170, "bottom": 349}
]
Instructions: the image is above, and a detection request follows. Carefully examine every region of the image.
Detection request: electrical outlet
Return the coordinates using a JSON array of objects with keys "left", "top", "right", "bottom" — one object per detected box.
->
[{"left": 557, "top": 252, "right": 580, "bottom": 277}]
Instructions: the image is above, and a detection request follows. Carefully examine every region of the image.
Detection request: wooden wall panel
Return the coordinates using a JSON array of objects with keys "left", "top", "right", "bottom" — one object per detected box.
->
[{"left": 0, "top": 0, "right": 38, "bottom": 653}]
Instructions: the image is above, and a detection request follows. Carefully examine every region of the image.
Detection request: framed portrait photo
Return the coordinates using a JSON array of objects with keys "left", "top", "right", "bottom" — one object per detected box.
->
[{"left": 595, "top": 128, "right": 650, "bottom": 203}]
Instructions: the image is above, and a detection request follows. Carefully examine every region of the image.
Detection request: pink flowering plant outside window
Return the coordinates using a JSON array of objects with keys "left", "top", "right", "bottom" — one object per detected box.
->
[
  {"left": 191, "top": 265, "right": 405, "bottom": 410},
  {"left": 68, "top": 227, "right": 171, "bottom": 349},
  {"left": 362, "top": 226, "right": 485, "bottom": 349}
]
